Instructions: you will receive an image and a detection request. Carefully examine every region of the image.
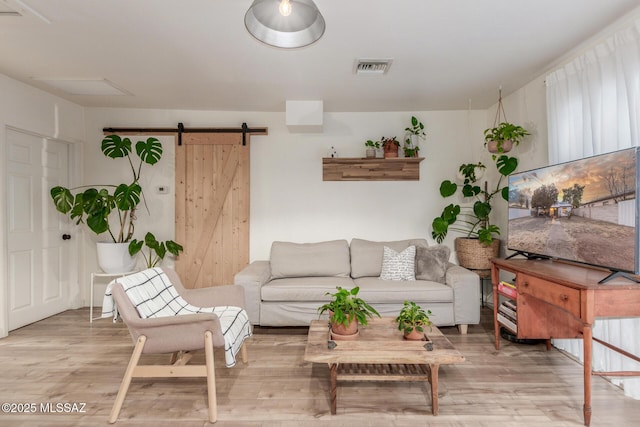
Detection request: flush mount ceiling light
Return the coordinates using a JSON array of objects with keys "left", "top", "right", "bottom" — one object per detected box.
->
[{"left": 245, "top": 0, "right": 325, "bottom": 49}]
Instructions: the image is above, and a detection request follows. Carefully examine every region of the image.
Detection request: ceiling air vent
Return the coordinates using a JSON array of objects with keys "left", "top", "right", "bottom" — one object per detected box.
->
[{"left": 354, "top": 59, "right": 393, "bottom": 75}]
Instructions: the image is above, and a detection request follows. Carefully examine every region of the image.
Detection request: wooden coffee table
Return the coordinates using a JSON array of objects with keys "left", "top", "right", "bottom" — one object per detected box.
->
[{"left": 303, "top": 317, "right": 464, "bottom": 415}]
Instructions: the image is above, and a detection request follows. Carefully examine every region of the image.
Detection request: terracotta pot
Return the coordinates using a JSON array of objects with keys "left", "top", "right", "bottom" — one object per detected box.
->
[
  {"left": 331, "top": 318, "right": 358, "bottom": 336},
  {"left": 487, "top": 139, "right": 513, "bottom": 154},
  {"left": 403, "top": 326, "right": 424, "bottom": 341},
  {"left": 331, "top": 329, "right": 360, "bottom": 340},
  {"left": 383, "top": 144, "right": 398, "bottom": 158},
  {"left": 330, "top": 312, "right": 358, "bottom": 339}
]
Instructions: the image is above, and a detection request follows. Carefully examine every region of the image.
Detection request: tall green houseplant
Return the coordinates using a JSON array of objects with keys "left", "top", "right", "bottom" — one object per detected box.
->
[
  {"left": 50, "top": 135, "right": 163, "bottom": 243},
  {"left": 431, "top": 154, "right": 519, "bottom": 246}
]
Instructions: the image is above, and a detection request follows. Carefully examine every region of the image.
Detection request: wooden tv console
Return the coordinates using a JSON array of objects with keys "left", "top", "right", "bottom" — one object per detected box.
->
[{"left": 491, "top": 258, "right": 640, "bottom": 427}]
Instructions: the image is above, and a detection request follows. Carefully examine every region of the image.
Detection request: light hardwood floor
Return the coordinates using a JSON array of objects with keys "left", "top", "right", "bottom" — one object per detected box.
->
[{"left": 0, "top": 308, "right": 638, "bottom": 426}]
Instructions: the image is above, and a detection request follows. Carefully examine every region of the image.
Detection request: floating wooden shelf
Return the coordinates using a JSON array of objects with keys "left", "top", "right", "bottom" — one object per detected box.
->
[{"left": 322, "top": 157, "right": 424, "bottom": 181}]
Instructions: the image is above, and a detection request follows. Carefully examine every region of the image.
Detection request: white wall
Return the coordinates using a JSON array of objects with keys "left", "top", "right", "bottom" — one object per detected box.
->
[
  {"left": 81, "top": 91, "right": 549, "bottom": 307},
  {"left": 84, "top": 108, "right": 488, "bottom": 270},
  {"left": 0, "top": 74, "right": 550, "bottom": 319},
  {"left": 0, "top": 74, "right": 85, "bottom": 337}
]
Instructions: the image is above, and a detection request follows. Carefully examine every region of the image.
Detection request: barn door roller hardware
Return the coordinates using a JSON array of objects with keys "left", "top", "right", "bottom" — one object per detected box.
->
[{"left": 103, "top": 123, "right": 268, "bottom": 146}]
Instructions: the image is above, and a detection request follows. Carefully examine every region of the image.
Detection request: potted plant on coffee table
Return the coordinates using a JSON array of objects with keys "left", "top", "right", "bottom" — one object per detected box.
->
[
  {"left": 395, "top": 301, "right": 432, "bottom": 340},
  {"left": 318, "top": 286, "right": 380, "bottom": 340}
]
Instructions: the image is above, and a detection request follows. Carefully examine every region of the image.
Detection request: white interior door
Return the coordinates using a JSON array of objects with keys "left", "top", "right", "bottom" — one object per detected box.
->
[{"left": 6, "top": 129, "right": 71, "bottom": 330}]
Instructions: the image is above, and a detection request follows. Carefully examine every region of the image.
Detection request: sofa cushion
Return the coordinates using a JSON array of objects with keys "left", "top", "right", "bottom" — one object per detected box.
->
[
  {"left": 380, "top": 245, "right": 416, "bottom": 281},
  {"left": 352, "top": 277, "right": 454, "bottom": 303},
  {"left": 270, "top": 240, "right": 351, "bottom": 279},
  {"left": 415, "top": 244, "right": 450, "bottom": 283},
  {"left": 350, "top": 238, "right": 428, "bottom": 278},
  {"left": 261, "top": 276, "right": 355, "bottom": 301}
]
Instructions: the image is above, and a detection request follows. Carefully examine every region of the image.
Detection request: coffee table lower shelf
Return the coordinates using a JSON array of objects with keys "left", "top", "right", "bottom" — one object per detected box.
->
[{"left": 329, "top": 362, "right": 440, "bottom": 415}]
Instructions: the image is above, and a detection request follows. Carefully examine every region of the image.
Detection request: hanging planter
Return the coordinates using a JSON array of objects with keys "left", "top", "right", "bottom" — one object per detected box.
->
[
  {"left": 486, "top": 139, "right": 513, "bottom": 154},
  {"left": 483, "top": 89, "right": 530, "bottom": 155}
]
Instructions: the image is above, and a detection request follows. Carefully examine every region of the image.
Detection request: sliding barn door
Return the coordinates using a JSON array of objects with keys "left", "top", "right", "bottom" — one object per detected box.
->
[{"left": 175, "top": 133, "right": 250, "bottom": 288}]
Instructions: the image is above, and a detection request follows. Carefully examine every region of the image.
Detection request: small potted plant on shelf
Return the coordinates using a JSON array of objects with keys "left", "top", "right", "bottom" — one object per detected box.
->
[
  {"left": 395, "top": 301, "right": 432, "bottom": 340},
  {"left": 381, "top": 136, "right": 400, "bottom": 158},
  {"left": 484, "top": 122, "right": 529, "bottom": 154},
  {"left": 364, "top": 139, "right": 380, "bottom": 158},
  {"left": 318, "top": 286, "right": 380, "bottom": 340},
  {"left": 404, "top": 116, "right": 426, "bottom": 158},
  {"left": 403, "top": 145, "right": 420, "bottom": 158}
]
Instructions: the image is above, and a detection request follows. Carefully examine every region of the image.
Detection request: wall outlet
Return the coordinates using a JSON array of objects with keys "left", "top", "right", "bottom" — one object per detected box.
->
[{"left": 157, "top": 185, "right": 170, "bottom": 194}]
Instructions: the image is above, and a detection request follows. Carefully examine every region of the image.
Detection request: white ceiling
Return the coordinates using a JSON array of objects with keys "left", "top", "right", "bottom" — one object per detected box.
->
[{"left": 1, "top": 0, "right": 639, "bottom": 112}]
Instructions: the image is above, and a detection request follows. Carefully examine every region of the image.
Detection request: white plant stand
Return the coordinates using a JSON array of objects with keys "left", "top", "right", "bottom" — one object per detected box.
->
[{"left": 90, "top": 271, "right": 136, "bottom": 323}]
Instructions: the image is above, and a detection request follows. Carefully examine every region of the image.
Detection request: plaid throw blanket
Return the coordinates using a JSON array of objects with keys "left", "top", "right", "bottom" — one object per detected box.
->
[{"left": 102, "top": 268, "right": 251, "bottom": 367}]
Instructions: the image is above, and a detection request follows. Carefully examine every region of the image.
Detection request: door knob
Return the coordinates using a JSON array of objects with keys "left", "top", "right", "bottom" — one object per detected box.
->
[{"left": 62, "top": 234, "right": 71, "bottom": 240}]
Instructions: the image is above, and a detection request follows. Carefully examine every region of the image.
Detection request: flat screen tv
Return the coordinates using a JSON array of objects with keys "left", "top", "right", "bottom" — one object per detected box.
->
[{"left": 507, "top": 147, "right": 639, "bottom": 284}]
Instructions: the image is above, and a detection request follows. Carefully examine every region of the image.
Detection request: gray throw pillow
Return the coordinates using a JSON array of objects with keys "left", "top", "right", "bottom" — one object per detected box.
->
[{"left": 415, "top": 245, "right": 450, "bottom": 283}]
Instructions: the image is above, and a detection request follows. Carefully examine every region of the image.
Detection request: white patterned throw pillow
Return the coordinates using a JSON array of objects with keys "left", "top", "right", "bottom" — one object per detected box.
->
[{"left": 380, "top": 245, "right": 416, "bottom": 281}]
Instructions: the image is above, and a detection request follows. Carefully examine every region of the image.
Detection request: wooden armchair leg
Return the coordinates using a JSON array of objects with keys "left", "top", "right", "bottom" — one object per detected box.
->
[
  {"left": 204, "top": 331, "right": 217, "bottom": 423},
  {"left": 240, "top": 343, "right": 248, "bottom": 364},
  {"left": 109, "top": 335, "right": 146, "bottom": 424}
]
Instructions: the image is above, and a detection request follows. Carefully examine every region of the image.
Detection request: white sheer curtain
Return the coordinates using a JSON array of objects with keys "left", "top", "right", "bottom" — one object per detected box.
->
[{"left": 546, "top": 19, "right": 640, "bottom": 399}]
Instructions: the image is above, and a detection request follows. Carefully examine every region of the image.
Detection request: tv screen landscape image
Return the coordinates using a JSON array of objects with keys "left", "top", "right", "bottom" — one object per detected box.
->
[{"left": 508, "top": 147, "right": 639, "bottom": 277}]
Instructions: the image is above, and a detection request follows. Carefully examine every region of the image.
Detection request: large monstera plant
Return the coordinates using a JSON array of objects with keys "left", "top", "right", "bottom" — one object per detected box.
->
[
  {"left": 431, "top": 154, "right": 519, "bottom": 246},
  {"left": 50, "top": 135, "right": 163, "bottom": 243}
]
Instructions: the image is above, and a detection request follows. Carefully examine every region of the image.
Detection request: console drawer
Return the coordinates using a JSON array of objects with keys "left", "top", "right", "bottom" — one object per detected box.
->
[{"left": 517, "top": 274, "right": 580, "bottom": 318}]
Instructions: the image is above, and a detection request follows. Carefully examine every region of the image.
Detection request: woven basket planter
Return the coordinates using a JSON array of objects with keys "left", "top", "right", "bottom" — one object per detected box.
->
[{"left": 455, "top": 237, "right": 500, "bottom": 270}]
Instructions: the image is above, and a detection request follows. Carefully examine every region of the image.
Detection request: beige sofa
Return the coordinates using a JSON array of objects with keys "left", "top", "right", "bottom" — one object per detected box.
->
[{"left": 234, "top": 238, "right": 480, "bottom": 333}]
